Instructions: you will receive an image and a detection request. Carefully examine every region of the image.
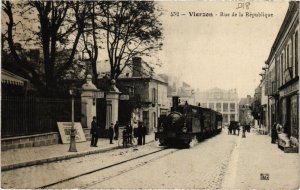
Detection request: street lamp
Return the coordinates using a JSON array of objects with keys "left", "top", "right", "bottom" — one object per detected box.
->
[{"left": 69, "top": 86, "right": 77, "bottom": 152}]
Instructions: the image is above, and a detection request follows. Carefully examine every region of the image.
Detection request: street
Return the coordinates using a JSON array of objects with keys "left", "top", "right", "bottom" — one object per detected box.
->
[{"left": 3, "top": 129, "right": 297, "bottom": 189}]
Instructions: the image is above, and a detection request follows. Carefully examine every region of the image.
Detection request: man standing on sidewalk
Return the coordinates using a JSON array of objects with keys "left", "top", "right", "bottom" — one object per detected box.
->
[
  {"left": 114, "top": 121, "right": 119, "bottom": 140},
  {"left": 90, "top": 116, "right": 99, "bottom": 147},
  {"left": 142, "top": 123, "right": 147, "bottom": 145},
  {"left": 109, "top": 123, "right": 114, "bottom": 144}
]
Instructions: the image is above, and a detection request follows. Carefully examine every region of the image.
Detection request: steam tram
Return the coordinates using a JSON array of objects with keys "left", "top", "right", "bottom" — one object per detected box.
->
[{"left": 155, "top": 96, "right": 222, "bottom": 146}]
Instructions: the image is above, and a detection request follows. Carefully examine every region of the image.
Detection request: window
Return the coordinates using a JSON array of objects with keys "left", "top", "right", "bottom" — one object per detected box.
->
[
  {"left": 223, "top": 103, "right": 228, "bottom": 112},
  {"left": 223, "top": 114, "right": 228, "bottom": 123},
  {"left": 153, "top": 112, "right": 156, "bottom": 128},
  {"left": 277, "top": 57, "right": 281, "bottom": 88},
  {"left": 281, "top": 54, "right": 284, "bottom": 85},
  {"left": 287, "top": 45, "right": 290, "bottom": 69},
  {"left": 230, "top": 103, "right": 235, "bottom": 112},
  {"left": 209, "top": 103, "right": 214, "bottom": 110},
  {"left": 216, "top": 103, "right": 221, "bottom": 112},
  {"left": 230, "top": 114, "right": 235, "bottom": 121},
  {"left": 296, "top": 32, "right": 298, "bottom": 77},
  {"left": 152, "top": 88, "right": 156, "bottom": 104}
]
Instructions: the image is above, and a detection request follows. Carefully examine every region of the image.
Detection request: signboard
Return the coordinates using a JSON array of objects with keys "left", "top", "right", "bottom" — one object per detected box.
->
[
  {"left": 93, "top": 91, "right": 104, "bottom": 99},
  {"left": 57, "top": 122, "right": 87, "bottom": 144},
  {"left": 120, "top": 94, "right": 130, "bottom": 100},
  {"left": 280, "top": 81, "right": 298, "bottom": 97}
]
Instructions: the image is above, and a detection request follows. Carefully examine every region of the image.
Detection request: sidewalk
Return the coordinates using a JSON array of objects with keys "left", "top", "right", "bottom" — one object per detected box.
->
[
  {"left": 222, "top": 131, "right": 299, "bottom": 189},
  {"left": 1, "top": 134, "right": 155, "bottom": 171}
]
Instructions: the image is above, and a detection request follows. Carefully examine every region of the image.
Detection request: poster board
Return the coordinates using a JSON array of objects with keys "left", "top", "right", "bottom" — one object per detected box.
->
[{"left": 57, "top": 122, "right": 87, "bottom": 144}]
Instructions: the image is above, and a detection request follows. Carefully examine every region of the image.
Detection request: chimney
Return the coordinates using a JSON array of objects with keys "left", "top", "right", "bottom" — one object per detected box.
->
[
  {"left": 171, "top": 96, "right": 179, "bottom": 112},
  {"left": 132, "top": 57, "right": 142, "bottom": 77}
]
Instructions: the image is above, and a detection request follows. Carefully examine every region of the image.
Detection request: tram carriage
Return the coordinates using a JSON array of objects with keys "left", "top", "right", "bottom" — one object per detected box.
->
[{"left": 155, "top": 96, "right": 222, "bottom": 146}]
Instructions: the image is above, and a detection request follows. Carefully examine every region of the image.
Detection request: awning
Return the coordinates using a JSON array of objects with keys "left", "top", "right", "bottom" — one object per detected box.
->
[{"left": 1, "top": 69, "right": 28, "bottom": 86}]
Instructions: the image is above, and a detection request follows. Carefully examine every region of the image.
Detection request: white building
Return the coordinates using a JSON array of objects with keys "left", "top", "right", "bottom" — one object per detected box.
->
[{"left": 196, "top": 88, "right": 239, "bottom": 125}]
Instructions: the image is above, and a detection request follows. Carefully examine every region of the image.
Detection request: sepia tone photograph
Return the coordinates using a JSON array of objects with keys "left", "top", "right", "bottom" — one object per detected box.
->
[{"left": 1, "top": 0, "right": 299, "bottom": 189}]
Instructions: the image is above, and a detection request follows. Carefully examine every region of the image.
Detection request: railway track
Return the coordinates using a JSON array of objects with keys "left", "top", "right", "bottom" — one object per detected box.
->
[{"left": 40, "top": 146, "right": 180, "bottom": 189}]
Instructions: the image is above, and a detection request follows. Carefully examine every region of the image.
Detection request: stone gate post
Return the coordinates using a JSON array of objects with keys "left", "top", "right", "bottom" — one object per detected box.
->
[
  {"left": 81, "top": 75, "right": 101, "bottom": 128},
  {"left": 105, "top": 79, "right": 121, "bottom": 129}
]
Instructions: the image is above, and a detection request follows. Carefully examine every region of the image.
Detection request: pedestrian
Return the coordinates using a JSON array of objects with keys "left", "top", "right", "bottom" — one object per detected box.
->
[
  {"left": 142, "top": 123, "right": 147, "bottom": 145},
  {"left": 114, "top": 121, "right": 119, "bottom": 140},
  {"left": 126, "top": 122, "right": 133, "bottom": 144},
  {"left": 90, "top": 116, "right": 99, "bottom": 147},
  {"left": 109, "top": 123, "right": 114, "bottom": 144},
  {"left": 122, "top": 128, "right": 128, "bottom": 147},
  {"left": 228, "top": 124, "right": 232, "bottom": 135},
  {"left": 271, "top": 122, "right": 278, "bottom": 144},
  {"left": 137, "top": 123, "right": 143, "bottom": 145},
  {"left": 242, "top": 125, "right": 246, "bottom": 138},
  {"left": 236, "top": 124, "right": 240, "bottom": 136}
]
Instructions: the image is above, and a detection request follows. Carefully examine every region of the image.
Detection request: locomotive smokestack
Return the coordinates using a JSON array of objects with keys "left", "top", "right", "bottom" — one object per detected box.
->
[{"left": 172, "top": 96, "right": 179, "bottom": 111}]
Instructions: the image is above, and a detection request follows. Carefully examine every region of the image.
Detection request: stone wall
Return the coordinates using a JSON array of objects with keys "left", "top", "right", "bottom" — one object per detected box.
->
[{"left": 1, "top": 132, "right": 60, "bottom": 151}]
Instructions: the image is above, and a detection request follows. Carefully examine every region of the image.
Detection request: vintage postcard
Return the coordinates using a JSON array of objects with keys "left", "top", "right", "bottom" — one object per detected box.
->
[{"left": 1, "top": 1, "right": 299, "bottom": 189}]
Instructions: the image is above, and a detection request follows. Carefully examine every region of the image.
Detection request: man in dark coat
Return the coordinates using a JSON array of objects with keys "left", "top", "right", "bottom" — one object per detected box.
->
[
  {"left": 126, "top": 122, "right": 133, "bottom": 144},
  {"left": 109, "top": 123, "right": 114, "bottom": 144},
  {"left": 90, "top": 116, "right": 99, "bottom": 147},
  {"left": 271, "top": 122, "right": 278, "bottom": 144},
  {"left": 114, "top": 121, "right": 120, "bottom": 140},
  {"left": 141, "top": 123, "right": 147, "bottom": 145},
  {"left": 137, "top": 123, "right": 143, "bottom": 145}
]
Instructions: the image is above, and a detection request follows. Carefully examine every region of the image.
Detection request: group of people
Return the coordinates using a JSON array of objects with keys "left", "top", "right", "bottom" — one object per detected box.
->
[
  {"left": 90, "top": 116, "right": 147, "bottom": 147},
  {"left": 228, "top": 121, "right": 251, "bottom": 138},
  {"left": 122, "top": 122, "right": 147, "bottom": 147}
]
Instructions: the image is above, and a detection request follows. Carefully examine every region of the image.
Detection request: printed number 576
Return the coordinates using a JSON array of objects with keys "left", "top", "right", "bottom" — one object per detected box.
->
[{"left": 171, "top": 12, "right": 179, "bottom": 17}]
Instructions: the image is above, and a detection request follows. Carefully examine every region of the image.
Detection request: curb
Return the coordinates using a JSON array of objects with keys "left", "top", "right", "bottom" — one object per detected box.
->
[{"left": 1, "top": 139, "right": 155, "bottom": 171}]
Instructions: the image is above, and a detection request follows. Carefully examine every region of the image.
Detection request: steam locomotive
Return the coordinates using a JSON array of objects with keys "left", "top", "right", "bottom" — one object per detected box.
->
[{"left": 155, "top": 96, "right": 222, "bottom": 146}]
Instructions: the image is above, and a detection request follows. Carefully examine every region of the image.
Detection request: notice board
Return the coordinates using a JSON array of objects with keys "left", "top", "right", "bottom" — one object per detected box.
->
[{"left": 57, "top": 122, "right": 87, "bottom": 144}]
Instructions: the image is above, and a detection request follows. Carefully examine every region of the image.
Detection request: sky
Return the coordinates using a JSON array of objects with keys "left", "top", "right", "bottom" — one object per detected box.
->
[{"left": 155, "top": 1, "right": 289, "bottom": 98}]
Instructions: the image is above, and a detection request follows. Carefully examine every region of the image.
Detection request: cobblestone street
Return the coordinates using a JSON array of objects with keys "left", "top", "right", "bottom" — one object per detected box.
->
[
  {"left": 84, "top": 131, "right": 237, "bottom": 189},
  {"left": 1, "top": 130, "right": 299, "bottom": 189}
]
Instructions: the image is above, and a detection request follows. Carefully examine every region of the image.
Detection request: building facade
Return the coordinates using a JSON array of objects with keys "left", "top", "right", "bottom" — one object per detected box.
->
[
  {"left": 195, "top": 88, "right": 239, "bottom": 125},
  {"left": 264, "top": 1, "right": 299, "bottom": 148},
  {"left": 116, "top": 57, "right": 169, "bottom": 133}
]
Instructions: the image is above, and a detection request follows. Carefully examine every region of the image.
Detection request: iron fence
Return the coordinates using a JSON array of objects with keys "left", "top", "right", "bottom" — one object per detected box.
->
[{"left": 1, "top": 96, "right": 82, "bottom": 138}]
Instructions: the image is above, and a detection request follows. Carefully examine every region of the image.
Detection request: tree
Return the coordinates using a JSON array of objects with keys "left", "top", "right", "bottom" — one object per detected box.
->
[
  {"left": 101, "top": 1, "right": 163, "bottom": 80},
  {"left": 80, "top": 2, "right": 103, "bottom": 84},
  {"left": 2, "top": 1, "right": 88, "bottom": 96}
]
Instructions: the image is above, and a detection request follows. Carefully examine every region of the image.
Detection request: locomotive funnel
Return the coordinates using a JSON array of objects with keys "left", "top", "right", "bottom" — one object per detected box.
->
[{"left": 172, "top": 96, "right": 180, "bottom": 111}]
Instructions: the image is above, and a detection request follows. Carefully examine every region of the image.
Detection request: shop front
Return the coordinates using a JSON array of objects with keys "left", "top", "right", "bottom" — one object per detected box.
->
[{"left": 279, "top": 80, "right": 299, "bottom": 149}]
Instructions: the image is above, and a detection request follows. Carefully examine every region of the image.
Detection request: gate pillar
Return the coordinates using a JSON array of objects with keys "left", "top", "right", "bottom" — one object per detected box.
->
[
  {"left": 81, "top": 75, "right": 102, "bottom": 128},
  {"left": 105, "top": 79, "right": 121, "bottom": 129}
]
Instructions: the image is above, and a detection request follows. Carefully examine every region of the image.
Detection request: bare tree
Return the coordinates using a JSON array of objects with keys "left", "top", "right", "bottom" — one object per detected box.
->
[
  {"left": 2, "top": 1, "right": 88, "bottom": 96},
  {"left": 101, "top": 1, "right": 163, "bottom": 80},
  {"left": 81, "top": 2, "right": 103, "bottom": 84}
]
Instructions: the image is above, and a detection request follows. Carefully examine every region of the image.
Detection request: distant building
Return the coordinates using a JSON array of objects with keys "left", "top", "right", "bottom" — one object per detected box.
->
[
  {"left": 114, "top": 57, "right": 168, "bottom": 133},
  {"left": 159, "top": 74, "right": 196, "bottom": 109},
  {"left": 196, "top": 88, "right": 239, "bottom": 125}
]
